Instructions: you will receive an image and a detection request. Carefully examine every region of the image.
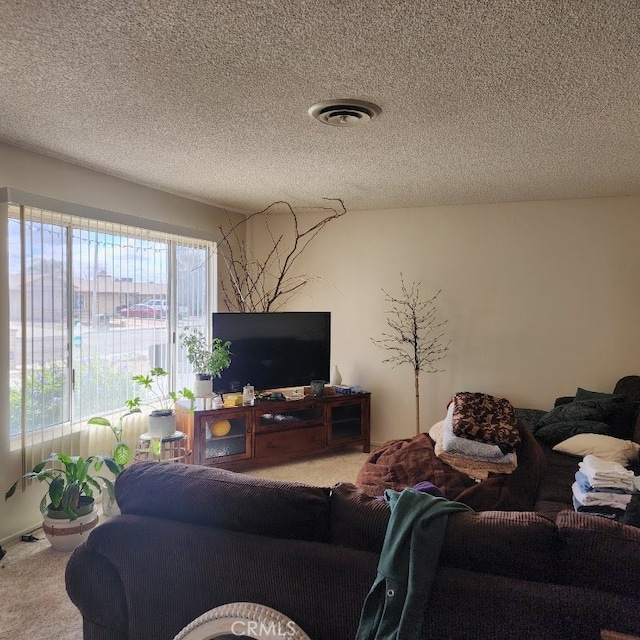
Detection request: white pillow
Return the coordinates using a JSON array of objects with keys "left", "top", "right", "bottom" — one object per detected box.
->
[
  {"left": 553, "top": 433, "right": 640, "bottom": 466},
  {"left": 429, "top": 420, "right": 444, "bottom": 443}
]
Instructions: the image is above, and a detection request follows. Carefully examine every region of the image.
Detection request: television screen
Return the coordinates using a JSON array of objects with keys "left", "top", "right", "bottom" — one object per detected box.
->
[{"left": 212, "top": 312, "right": 331, "bottom": 393}]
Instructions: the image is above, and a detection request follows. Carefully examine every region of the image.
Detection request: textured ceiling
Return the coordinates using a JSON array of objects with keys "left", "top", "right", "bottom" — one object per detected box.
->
[{"left": 1, "top": 1, "right": 639, "bottom": 214}]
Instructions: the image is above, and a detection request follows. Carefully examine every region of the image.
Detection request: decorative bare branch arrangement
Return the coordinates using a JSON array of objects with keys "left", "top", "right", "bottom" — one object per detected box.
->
[
  {"left": 372, "top": 274, "right": 450, "bottom": 435},
  {"left": 217, "top": 198, "right": 346, "bottom": 312}
]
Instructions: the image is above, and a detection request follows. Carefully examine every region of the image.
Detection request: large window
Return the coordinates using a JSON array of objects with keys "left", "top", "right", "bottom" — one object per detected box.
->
[{"left": 8, "top": 203, "right": 215, "bottom": 469}]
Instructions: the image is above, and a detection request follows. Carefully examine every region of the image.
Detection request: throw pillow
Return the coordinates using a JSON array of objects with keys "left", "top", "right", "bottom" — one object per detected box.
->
[
  {"left": 553, "top": 433, "right": 640, "bottom": 465},
  {"left": 535, "top": 420, "right": 611, "bottom": 446},
  {"left": 574, "top": 387, "right": 626, "bottom": 403},
  {"left": 537, "top": 396, "right": 623, "bottom": 428},
  {"left": 428, "top": 420, "right": 443, "bottom": 443},
  {"left": 514, "top": 408, "right": 547, "bottom": 434},
  {"left": 573, "top": 388, "right": 637, "bottom": 440}
]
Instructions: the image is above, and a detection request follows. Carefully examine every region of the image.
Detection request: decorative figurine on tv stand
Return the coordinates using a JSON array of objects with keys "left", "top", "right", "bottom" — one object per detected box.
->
[
  {"left": 310, "top": 380, "right": 325, "bottom": 397},
  {"left": 242, "top": 383, "right": 255, "bottom": 406}
]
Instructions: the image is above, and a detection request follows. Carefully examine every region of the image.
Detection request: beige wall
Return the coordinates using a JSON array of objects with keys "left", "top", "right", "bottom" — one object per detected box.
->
[
  {"left": 0, "top": 142, "right": 242, "bottom": 544},
  {"left": 249, "top": 197, "right": 640, "bottom": 445},
  {"left": 0, "top": 141, "right": 232, "bottom": 233}
]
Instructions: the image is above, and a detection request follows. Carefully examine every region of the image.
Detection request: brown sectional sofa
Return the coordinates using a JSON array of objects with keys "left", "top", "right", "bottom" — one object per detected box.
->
[{"left": 66, "top": 460, "right": 640, "bottom": 640}]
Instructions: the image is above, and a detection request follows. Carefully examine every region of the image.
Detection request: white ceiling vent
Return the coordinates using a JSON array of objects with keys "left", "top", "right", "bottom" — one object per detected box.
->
[{"left": 308, "top": 99, "right": 381, "bottom": 126}]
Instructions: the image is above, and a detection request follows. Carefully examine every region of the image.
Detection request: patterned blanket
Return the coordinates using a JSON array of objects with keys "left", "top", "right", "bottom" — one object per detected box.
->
[{"left": 452, "top": 391, "right": 520, "bottom": 449}]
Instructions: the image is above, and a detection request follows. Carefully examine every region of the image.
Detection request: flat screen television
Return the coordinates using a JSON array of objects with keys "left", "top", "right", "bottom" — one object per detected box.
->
[{"left": 212, "top": 311, "right": 331, "bottom": 393}]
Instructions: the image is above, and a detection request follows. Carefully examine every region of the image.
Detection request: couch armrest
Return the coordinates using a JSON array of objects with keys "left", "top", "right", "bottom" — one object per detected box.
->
[{"left": 65, "top": 543, "right": 128, "bottom": 640}]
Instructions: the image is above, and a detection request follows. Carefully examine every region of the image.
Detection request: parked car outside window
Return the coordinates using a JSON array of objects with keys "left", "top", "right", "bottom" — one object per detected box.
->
[
  {"left": 146, "top": 299, "right": 188, "bottom": 319},
  {"left": 120, "top": 303, "right": 164, "bottom": 319},
  {"left": 145, "top": 299, "right": 168, "bottom": 311}
]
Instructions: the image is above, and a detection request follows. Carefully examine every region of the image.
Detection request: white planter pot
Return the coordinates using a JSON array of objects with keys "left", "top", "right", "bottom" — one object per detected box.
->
[
  {"left": 43, "top": 504, "right": 99, "bottom": 551},
  {"left": 102, "top": 495, "right": 121, "bottom": 517},
  {"left": 194, "top": 377, "right": 213, "bottom": 397},
  {"left": 147, "top": 412, "right": 176, "bottom": 438}
]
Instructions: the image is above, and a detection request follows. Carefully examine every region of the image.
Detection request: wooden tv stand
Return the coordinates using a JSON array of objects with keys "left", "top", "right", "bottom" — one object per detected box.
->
[{"left": 175, "top": 391, "right": 370, "bottom": 469}]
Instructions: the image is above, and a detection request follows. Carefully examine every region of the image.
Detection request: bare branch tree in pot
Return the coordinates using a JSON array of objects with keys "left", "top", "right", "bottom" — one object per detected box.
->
[
  {"left": 372, "top": 274, "right": 450, "bottom": 436},
  {"left": 217, "top": 198, "right": 346, "bottom": 312}
]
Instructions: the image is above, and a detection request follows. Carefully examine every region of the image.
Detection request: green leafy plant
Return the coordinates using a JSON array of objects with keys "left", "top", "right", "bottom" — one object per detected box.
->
[
  {"left": 5, "top": 452, "right": 116, "bottom": 520},
  {"left": 9, "top": 362, "right": 65, "bottom": 437},
  {"left": 129, "top": 367, "right": 195, "bottom": 414},
  {"left": 180, "top": 327, "right": 232, "bottom": 379},
  {"left": 146, "top": 438, "right": 164, "bottom": 461},
  {"left": 10, "top": 356, "right": 138, "bottom": 439},
  {"left": 87, "top": 408, "right": 142, "bottom": 474}
]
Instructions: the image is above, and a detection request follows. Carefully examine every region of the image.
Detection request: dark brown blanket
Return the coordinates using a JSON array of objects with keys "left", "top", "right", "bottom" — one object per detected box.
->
[{"left": 355, "top": 420, "right": 545, "bottom": 511}]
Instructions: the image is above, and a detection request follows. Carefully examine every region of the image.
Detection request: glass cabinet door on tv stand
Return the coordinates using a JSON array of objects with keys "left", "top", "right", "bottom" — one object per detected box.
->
[
  {"left": 178, "top": 404, "right": 253, "bottom": 465},
  {"left": 203, "top": 413, "right": 252, "bottom": 463},
  {"left": 327, "top": 394, "right": 370, "bottom": 448}
]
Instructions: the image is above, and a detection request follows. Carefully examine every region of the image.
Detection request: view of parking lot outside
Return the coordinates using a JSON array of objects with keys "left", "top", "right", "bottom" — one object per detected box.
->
[{"left": 8, "top": 207, "right": 213, "bottom": 440}]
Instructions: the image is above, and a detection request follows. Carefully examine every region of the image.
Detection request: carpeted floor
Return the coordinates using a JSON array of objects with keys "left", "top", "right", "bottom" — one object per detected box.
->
[{"left": 0, "top": 449, "right": 369, "bottom": 640}]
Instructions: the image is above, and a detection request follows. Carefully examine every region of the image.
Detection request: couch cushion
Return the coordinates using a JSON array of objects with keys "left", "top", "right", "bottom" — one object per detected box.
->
[
  {"left": 556, "top": 510, "right": 640, "bottom": 598},
  {"left": 533, "top": 445, "right": 578, "bottom": 518},
  {"left": 116, "top": 462, "right": 331, "bottom": 542},
  {"left": 329, "top": 484, "right": 561, "bottom": 584},
  {"left": 607, "top": 401, "right": 640, "bottom": 440},
  {"left": 440, "top": 510, "right": 562, "bottom": 583},
  {"left": 612, "top": 375, "right": 640, "bottom": 402},
  {"left": 329, "top": 482, "right": 390, "bottom": 553}
]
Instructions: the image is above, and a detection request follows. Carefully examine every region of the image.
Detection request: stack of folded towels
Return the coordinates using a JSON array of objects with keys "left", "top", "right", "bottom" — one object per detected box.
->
[
  {"left": 430, "top": 391, "right": 521, "bottom": 481},
  {"left": 572, "top": 454, "right": 640, "bottom": 519}
]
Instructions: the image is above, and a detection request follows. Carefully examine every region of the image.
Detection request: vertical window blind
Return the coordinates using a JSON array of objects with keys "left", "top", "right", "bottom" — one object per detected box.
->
[{"left": 8, "top": 203, "right": 215, "bottom": 474}]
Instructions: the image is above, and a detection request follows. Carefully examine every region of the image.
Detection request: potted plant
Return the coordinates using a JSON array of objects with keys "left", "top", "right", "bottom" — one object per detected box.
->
[
  {"left": 130, "top": 366, "right": 195, "bottom": 438},
  {"left": 87, "top": 407, "right": 141, "bottom": 515},
  {"left": 5, "top": 452, "right": 116, "bottom": 550},
  {"left": 180, "top": 327, "right": 232, "bottom": 397},
  {"left": 87, "top": 409, "right": 139, "bottom": 473}
]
